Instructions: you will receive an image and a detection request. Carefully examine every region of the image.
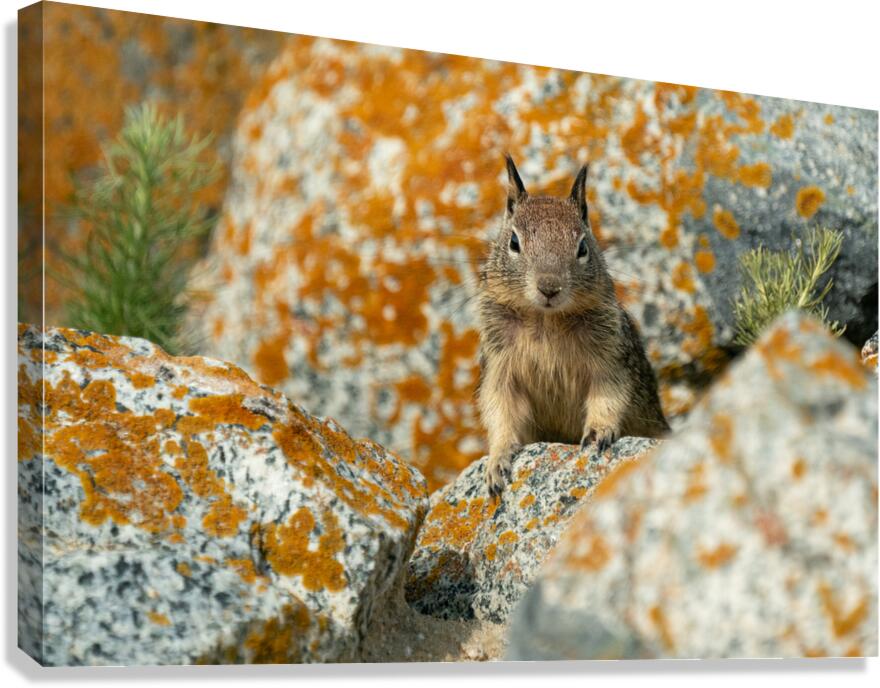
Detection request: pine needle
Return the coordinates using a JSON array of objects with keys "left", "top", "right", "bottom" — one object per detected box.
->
[
  {"left": 732, "top": 226, "right": 845, "bottom": 346},
  {"left": 62, "top": 103, "right": 218, "bottom": 354}
]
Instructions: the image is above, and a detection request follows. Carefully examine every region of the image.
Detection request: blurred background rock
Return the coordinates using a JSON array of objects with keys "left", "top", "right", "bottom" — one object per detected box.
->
[{"left": 18, "top": 2, "right": 285, "bottom": 325}]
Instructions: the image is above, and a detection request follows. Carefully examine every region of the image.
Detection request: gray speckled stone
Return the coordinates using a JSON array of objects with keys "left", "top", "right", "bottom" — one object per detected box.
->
[
  {"left": 17, "top": 325, "right": 428, "bottom": 666},
  {"left": 507, "top": 312, "right": 878, "bottom": 660},
  {"left": 404, "top": 437, "right": 658, "bottom": 625}
]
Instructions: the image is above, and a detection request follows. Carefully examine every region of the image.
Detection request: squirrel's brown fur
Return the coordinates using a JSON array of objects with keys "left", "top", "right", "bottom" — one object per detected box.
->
[{"left": 477, "top": 156, "right": 669, "bottom": 497}]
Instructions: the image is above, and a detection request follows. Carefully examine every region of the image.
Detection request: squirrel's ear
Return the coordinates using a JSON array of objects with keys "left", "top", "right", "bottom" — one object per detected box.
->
[
  {"left": 505, "top": 154, "right": 527, "bottom": 215},
  {"left": 570, "top": 163, "right": 590, "bottom": 224}
]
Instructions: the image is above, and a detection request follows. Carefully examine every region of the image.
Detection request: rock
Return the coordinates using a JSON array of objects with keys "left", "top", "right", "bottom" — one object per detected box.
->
[
  {"left": 862, "top": 331, "right": 878, "bottom": 369},
  {"left": 691, "top": 103, "right": 879, "bottom": 348},
  {"left": 507, "top": 311, "right": 878, "bottom": 660},
  {"left": 17, "top": 325, "right": 427, "bottom": 666},
  {"left": 193, "top": 38, "right": 877, "bottom": 489},
  {"left": 405, "top": 438, "right": 658, "bottom": 625}
]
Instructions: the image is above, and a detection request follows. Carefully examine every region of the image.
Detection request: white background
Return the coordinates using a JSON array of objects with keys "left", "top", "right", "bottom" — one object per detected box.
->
[{"left": 1, "top": 0, "right": 878, "bottom": 685}]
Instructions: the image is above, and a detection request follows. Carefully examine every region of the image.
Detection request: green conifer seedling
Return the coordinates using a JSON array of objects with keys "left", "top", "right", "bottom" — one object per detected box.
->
[
  {"left": 63, "top": 103, "right": 217, "bottom": 353},
  {"left": 733, "top": 227, "right": 845, "bottom": 346}
]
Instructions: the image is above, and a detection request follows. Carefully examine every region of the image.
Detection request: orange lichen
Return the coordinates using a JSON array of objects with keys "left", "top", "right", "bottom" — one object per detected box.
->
[
  {"left": 671, "top": 262, "right": 696, "bottom": 294},
  {"left": 46, "top": 374, "right": 184, "bottom": 532},
  {"left": 211, "top": 317, "right": 225, "bottom": 341},
  {"left": 17, "top": 400, "right": 41, "bottom": 462},
  {"left": 757, "top": 325, "right": 803, "bottom": 380},
  {"left": 508, "top": 467, "right": 534, "bottom": 493},
  {"left": 620, "top": 83, "right": 720, "bottom": 257},
  {"left": 419, "top": 497, "right": 497, "bottom": 550},
  {"left": 712, "top": 207, "right": 741, "bottom": 239},
  {"left": 649, "top": 605, "right": 676, "bottom": 651},
  {"left": 148, "top": 612, "right": 171, "bottom": 626},
  {"left": 791, "top": 458, "right": 807, "bottom": 480},
  {"left": 18, "top": 360, "right": 43, "bottom": 461},
  {"left": 498, "top": 530, "right": 519, "bottom": 546},
  {"left": 697, "top": 543, "right": 738, "bottom": 568},
  {"left": 683, "top": 463, "right": 708, "bottom": 502},
  {"left": 261, "top": 508, "right": 345, "bottom": 592},
  {"left": 568, "top": 534, "right": 611, "bottom": 571},
  {"left": 678, "top": 305, "right": 717, "bottom": 364},
  {"left": 183, "top": 394, "right": 270, "bottom": 433},
  {"left": 709, "top": 413, "right": 734, "bottom": 462},
  {"left": 808, "top": 352, "right": 867, "bottom": 390},
  {"left": 738, "top": 162, "right": 772, "bottom": 188},
  {"left": 253, "top": 335, "right": 290, "bottom": 387},
  {"left": 175, "top": 441, "right": 248, "bottom": 538},
  {"left": 227, "top": 557, "right": 266, "bottom": 584},
  {"left": 594, "top": 458, "right": 644, "bottom": 499},
  {"left": 176, "top": 562, "right": 192, "bottom": 577},
  {"left": 519, "top": 494, "right": 536, "bottom": 509},
  {"left": 769, "top": 114, "right": 795, "bottom": 139},
  {"left": 796, "top": 186, "right": 826, "bottom": 219},
  {"left": 485, "top": 543, "right": 497, "bottom": 561},
  {"left": 818, "top": 583, "right": 868, "bottom": 638},
  {"left": 236, "top": 602, "right": 311, "bottom": 664},
  {"left": 273, "top": 411, "right": 421, "bottom": 531},
  {"left": 659, "top": 225, "right": 680, "bottom": 249},
  {"left": 130, "top": 372, "right": 156, "bottom": 389},
  {"left": 695, "top": 248, "right": 716, "bottom": 273},
  {"left": 833, "top": 533, "right": 855, "bottom": 551},
  {"left": 405, "top": 324, "right": 484, "bottom": 490}
]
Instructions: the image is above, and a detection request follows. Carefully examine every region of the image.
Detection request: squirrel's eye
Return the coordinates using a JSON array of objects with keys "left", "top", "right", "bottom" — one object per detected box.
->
[
  {"left": 509, "top": 231, "right": 521, "bottom": 253},
  {"left": 577, "top": 236, "right": 588, "bottom": 258}
]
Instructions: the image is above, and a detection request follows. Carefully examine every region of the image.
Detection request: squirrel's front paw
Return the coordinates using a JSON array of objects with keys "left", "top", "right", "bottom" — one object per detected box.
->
[
  {"left": 580, "top": 426, "right": 619, "bottom": 454},
  {"left": 485, "top": 444, "right": 521, "bottom": 499}
]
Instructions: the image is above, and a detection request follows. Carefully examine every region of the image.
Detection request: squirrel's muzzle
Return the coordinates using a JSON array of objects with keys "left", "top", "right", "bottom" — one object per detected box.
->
[{"left": 536, "top": 276, "right": 563, "bottom": 300}]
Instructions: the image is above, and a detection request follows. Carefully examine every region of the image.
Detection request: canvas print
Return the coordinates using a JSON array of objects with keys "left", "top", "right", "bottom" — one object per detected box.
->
[{"left": 17, "top": 0, "right": 879, "bottom": 666}]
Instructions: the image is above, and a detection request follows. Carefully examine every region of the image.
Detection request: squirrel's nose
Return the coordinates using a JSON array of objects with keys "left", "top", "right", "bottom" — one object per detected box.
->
[{"left": 537, "top": 278, "right": 562, "bottom": 299}]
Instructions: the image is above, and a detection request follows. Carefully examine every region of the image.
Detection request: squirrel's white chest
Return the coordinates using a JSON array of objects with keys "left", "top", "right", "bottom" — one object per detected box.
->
[
  {"left": 508, "top": 325, "right": 595, "bottom": 390},
  {"left": 505, "top": 327, "right": 591, "bottom": 441}
]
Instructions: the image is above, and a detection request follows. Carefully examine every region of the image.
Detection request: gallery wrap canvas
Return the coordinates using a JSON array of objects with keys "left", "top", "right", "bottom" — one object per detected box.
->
[{"left": 17, "top": 0, "right": 878, "bottom": 667}]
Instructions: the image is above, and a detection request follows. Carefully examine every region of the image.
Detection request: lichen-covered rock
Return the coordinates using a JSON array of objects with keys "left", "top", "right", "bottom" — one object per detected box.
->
[
  {"left": 507, "top": 312, "right": 877, "bottom": 660},
  {"left": 194, "top": 37, "right": 877, "bottom": 489},
  {"left": 17, "top": 325, "right": 427, "bottom": 666},
  {"left": 404, "top": 438, "right": 657, "bottom": 625},
  {"left": 862, "top": 331, "right": 878, "bottom": 369}
]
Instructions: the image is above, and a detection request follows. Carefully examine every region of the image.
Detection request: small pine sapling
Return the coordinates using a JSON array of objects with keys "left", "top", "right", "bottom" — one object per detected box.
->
[
  {"left": 733, "top": 227, "right": 845, "bottom": 346},
  {"left": 63, "top": 103, "right": 217, "bottom": 354}
]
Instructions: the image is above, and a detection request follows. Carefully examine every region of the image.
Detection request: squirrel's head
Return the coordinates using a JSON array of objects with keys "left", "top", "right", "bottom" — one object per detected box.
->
[{"left": 483, "top": 154, "right": 611, "bottom": 313}]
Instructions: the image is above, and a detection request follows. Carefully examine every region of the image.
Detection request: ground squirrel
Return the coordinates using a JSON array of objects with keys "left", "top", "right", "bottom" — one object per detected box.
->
[{"left": 477, "top": 155, "right": 670, "bottom": 497}]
